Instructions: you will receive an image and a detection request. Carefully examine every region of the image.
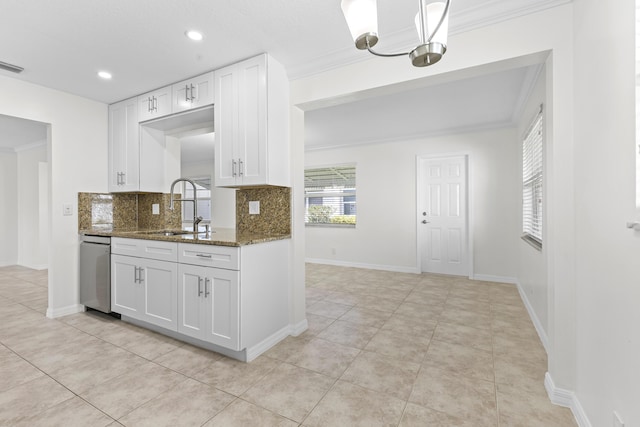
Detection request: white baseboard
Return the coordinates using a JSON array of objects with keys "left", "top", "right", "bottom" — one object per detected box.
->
[
  {"left": 246, "top": 325, "right": 291, "bottom": 362},
  {"left": 545, "top": 372, "right": 591, "bottom": 427},
  {"left": 21, "top": 263, "right": 48, "bottom": 271},
  {"left": 291, "top": 318, "right": 308, "bottom": 336},
  {"left": 46, "top": 303, "right": 84, "bottom": 319},
  {"left": 305, "top": 258, "right": 420, "bottom": 274},
  {"left": 472, "top": 274, "right": 518, "bottom": 284},
  {"left": 514, "top": 279, "right": 549, "bottom": 353}
]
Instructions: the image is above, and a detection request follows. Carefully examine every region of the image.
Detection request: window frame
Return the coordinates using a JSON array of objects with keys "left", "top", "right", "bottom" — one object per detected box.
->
[{"left": 304, "top": 164, "right": 357, "bottom": 228}]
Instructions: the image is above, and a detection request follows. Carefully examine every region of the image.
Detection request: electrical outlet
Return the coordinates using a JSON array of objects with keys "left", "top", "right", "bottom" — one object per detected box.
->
[
  {"left": 613, "top": 411, "right": 624, "bottom": 427},
  {"left": 62, "top": 203, "right": 73, "bottom": 216},
  {"left": 152, "top": 204, "right": 160, "bottom": 215},
  {"left": 249, "top": 201, "right": 260, "bottom": 215}
]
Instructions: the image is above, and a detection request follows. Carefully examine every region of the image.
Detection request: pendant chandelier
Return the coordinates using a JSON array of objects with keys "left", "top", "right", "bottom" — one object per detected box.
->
[{"left": 341, "top": 0, "right": 451, "bottom": 67}]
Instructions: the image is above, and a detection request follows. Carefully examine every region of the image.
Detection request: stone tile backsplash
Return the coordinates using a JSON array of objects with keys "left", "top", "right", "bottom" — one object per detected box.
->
[
  {"left": 236, "top": 186, "right": 291, "bottom": 235},
  {"left": 79, "top": 186, "right": 290, "bottom": 235},
  {"left": 78, "top": 192, "right": 180, "bottom": 231}
]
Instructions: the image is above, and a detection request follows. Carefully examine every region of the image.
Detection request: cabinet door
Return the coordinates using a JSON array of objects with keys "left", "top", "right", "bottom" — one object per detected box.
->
[
  {"left": 111, "top": 254, "right": 142, "bottom": 318},
  {"left": 108, "top": 98, "right": 139, "bottom": 192},
  {"left": 173, "top": 72, "right": 215, "bottom": 113},
  {"left": 214, "top": 64, "right": 240, "bottom": 187},
  {"left": 177, "top": 264, "right": 207, "bottom": 340},
  {"left": 138, "top": 86, "right": 172, "bottom": 122},
  {"left": 204, "top": 268, "right": 240, "bottom": 350},
  {"left": 237, "top": 55, "right": 268, "bottom": 186},
  {"left": 140, "top": 258, "right": 178, "bottom": 331}
]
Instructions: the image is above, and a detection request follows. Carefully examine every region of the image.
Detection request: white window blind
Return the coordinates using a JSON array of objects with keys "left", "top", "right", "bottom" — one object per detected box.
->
[
  {"left": 304, "top": 166, "right": 356, "bottom": 226},
  {"left": 522, "top": 106, "right": 543, "bottom": 248}
]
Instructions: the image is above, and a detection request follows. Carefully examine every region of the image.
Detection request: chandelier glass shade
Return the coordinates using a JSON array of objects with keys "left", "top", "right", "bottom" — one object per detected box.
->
[{"left": 341, "top": 0, "right": 451, "bottom": 67}]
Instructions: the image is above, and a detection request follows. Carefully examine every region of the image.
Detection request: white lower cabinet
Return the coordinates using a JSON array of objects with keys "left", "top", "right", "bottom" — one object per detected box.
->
[
  {"left": 111, "top": 237, "right": 289, "bottom": 360},
  {"left": 177, "top": 264, "right": 240, "bottom": 350},
  {"left": 111, "top": 254, "right": 178, "bottom": 331}
]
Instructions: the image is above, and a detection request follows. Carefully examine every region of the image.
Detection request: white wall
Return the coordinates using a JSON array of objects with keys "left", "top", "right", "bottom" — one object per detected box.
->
[
  {"left": 16, "top": 143, "right": 48, "bottom": 269},
  {"left": 0, "top": 75, "right": 108, "bottom": 317},
  {"left": 517, "top": 65, "right": 549, "bottom": 339},
  {"left": 305, "top": 128, "right": 519, "bottom": 279},
  {"left": 572, "top": 0, "right": 640, "bottom": 425},
  {"left": 0, "top": 151, "right": 18, "bottom": 266}
]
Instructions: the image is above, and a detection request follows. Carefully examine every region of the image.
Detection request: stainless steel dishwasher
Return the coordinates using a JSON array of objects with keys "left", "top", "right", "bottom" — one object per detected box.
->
[{"left": 80, "top": 235, "right": 111, "bottom": 313}]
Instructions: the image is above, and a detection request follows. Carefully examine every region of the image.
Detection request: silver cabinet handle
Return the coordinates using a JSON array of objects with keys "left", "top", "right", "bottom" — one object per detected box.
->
[
  {"left": 185, "top": 84, "right": 190, "bottom": 103},
  {"left": 196, "top": 254, "right": 212, "bottom": 259},
  {"left": 422, "top": 220, "right": 430, "bottom": 224},
  {"left": 153, "top": 96, "right": 158, "bottom": 112},
  {"left": 120, "top": 172, "right": 125, "bottom": 185},
  {"left": 204, "top": 277, "right": 210, "bottom": 298},
  {"left": 134, "top": 266, "right": 139, "bottom": 283},
  {"left": 147, "top": 97, "right": 152, "bottom": 112},
  {"left": 232, "top": 159, "right": 237, "bottom": 177},
  {"left": 138, "top": 267, "right": 144, "bottom": 283},
  {"left": 238, "top": 159, "right": 244, "bottom": 177},
  {"left": 198, "top": 276, "right": 203, "bottom": 296},
  {"left": 190, "top": 84, "right": 195, "bottom": 101}
]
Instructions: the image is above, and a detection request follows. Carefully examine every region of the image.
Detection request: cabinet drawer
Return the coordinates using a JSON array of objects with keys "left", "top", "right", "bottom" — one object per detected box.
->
[
  {"left": 112, "top": 238, "right": 178, "bottom": 262},
  {"left": 178, "top": 243, "right": 239, "bottom": 270}
]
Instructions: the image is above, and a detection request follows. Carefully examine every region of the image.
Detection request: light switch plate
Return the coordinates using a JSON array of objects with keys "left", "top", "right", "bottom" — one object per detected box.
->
[
  {"left": 249, "top": 201, "right": 260, "bottom": 215},
  {"left": 152, "top": 204, "right": 160, "bottom": 215},
  {"left": 62, "top": 203, "right": 73, "bottom": 216}
]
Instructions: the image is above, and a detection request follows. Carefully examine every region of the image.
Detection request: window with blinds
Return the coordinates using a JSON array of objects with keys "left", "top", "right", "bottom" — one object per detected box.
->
[
  {"left": 182, "top": 177, "right": 211, "bottom": 230},
  {"left": 304, "top": 165, "right": 356, "bottom": 226},
  {"left": 522, "top": 106, "right": 543, "bottom": 249}
]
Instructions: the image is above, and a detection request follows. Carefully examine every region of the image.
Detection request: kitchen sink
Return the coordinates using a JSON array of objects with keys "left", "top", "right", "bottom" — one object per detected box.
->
[{"left": 144, "top": 230, "right": 193, "bottom": 236}]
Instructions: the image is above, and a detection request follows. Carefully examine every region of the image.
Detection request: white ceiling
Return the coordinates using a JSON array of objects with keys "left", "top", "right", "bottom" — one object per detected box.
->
[
  {"left": 305, "top": 64, "right": 541, "bottom": 150},
  {"left": 0, "top": 114, "right": 48, "bottom": 151},
  {"left": 0, "top": 0, "right": 565, "bottom": 149}
]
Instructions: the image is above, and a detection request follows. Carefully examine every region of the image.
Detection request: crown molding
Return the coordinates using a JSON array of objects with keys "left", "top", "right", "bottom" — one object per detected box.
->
[
  {"left": 289, "top": 0, "right": 572, "bottom": 80},
  {"left": 511, "top": 63, "right": 545, "bottom": 124},
  {"left": 13, "top": 140, "right": 47, "bottom": 153}
]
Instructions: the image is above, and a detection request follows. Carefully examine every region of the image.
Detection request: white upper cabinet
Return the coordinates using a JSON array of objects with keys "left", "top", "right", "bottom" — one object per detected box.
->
[
  {"left": 109, "top": 97, "right": 140, "bottom": 192},
  {"left": 108, "top": 97, "right": 168, "bottom": 193},
  {"left": 214, "top": 54, "right": 290, "bottom": 187},
  {"left": 138, "top": 85, "right": 172, "bottom": 122},
  {"left": 172, "top": 72, "right": 215, "bottom": 113}
]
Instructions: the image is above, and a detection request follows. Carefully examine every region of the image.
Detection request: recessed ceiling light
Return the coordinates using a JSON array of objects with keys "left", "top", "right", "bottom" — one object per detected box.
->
[
  {"left": 98, "top": 71, "right": 112, "bottom": 80},
  {"left": 185, "top": 30, "right": 203, "bottom": 41}
]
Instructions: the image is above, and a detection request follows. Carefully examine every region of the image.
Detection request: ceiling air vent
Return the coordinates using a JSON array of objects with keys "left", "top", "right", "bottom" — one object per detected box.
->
[{"left": 0, "top": 61, "right": 24, "bottom": 74}]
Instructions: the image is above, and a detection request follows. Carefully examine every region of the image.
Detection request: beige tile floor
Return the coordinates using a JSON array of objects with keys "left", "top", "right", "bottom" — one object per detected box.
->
[{"left": 0, "top": 263, "right": 577, "bottom": 426}]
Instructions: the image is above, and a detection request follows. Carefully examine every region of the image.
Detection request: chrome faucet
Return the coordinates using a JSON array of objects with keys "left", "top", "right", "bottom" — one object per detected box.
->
[{"left": 169, "top": 178, "right": 203, "bottom": 232}]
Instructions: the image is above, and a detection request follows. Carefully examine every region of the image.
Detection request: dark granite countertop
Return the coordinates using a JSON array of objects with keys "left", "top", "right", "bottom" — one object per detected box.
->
[{"left": 79, "top": 226, "right": 290, "bottom": 247}]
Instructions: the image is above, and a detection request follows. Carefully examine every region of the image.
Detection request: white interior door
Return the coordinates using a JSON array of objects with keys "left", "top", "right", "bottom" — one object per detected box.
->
[{"left": 419, "top": 156, "right": 468, "bottom": 276}]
